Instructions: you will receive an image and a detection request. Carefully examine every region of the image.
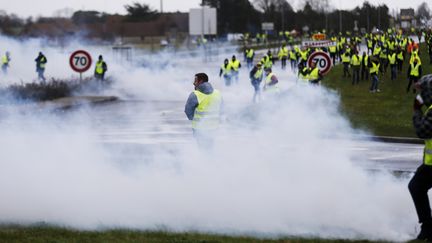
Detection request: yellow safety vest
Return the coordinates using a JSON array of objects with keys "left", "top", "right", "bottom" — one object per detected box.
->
[
  {"left": 329, "top": 46, "right": 337, "bottom": 53},
  {"left": 221, "top": 63, "right": 232, "bottom": 75},
  {"left": 299, "top": 67, "right": 310, "bottom": 80},
  {"left": 230, "top": 60, "right": 240, "bottom": 71},
  {"left": 289, "top": 51, "right": 297, "bottom": 60},
  {"left": 369, "top": 62, "right": 380, "bottom": 74},
  {"left": 39, "top": 57, "right": 46, "bottom": 68},
  {"left": 373, "top": 47, "right": 381, "bottom": 56},
  {"left": 95, "top": 61, "right": 104, "bottom": 74},
  {"left": 300, "top": 50, "right": 308, "bottom": 61},
  {"left": 363, "top": 55, "right": 369, "bottom": 66},
  {"left": 278, "top": 47, "right": 288, "bottom": 59},
  {"left": 246, "top": 49, "right": 254, "bottom": 58},
  {"left": 397, "top": 52, "right": 404, "bottom": 61},
  {"left": 351, "top": 55, "right": 361, "bottom": 66},
  {"left": 2, "top": 55, "right": 9, "bottom": 65},
  {"left": 308, "top": 67, "right": 319, "bottom": 80},
  {"left": 264, "top": 72, "right": 279, "bottom": 92},
  {"left": 192, "top": 90, "right": 222, "bottom": 130},
  {"left": 253, "top": 67, "right": 263, "bottom": 79},
  {"left": 410, "top": 62, "right": 420, "bottom": 77},
  {"left": 388, "top": 53, "right": 396, "bottom": 65},
  {"left": 341, "top": 53, "right": 350, "bottom": 63},
  {"left": 424, "top": 105, "right": 432, "bottom": 165}
]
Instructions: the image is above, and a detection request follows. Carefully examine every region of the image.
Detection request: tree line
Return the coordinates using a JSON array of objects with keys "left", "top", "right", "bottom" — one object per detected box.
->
[{"left": 0, "top": 0, "right": 430, "bottom": 38}]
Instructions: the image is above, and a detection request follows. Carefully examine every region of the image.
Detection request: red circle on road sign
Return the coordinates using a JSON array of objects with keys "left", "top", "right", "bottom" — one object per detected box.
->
[
  {"left": 307, "top": 51, "right": 332, "bottom": 75},
  {"left": 69, "top": 50, "right": 92, "bottom": 73}
]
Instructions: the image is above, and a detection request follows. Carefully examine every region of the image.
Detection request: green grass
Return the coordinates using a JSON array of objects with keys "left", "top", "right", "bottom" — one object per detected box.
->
[
  {"left": 0, "top": 225, "right": 387, "bottom": 243},
  {"left": 323, "top": 45, "right": 432, "bottom": 137}
]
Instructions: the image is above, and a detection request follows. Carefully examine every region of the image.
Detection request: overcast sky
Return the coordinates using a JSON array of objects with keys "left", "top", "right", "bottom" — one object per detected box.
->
[{"left": 0, "top": 0, "right": 429, "bottom": 18}]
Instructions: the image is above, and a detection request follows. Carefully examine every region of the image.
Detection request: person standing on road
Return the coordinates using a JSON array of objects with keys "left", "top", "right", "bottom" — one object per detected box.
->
[
  {"left": 185, "top": 73, "right": 222, "bottom": 148},
  {"left": 409, "top": 74, "right": 432, "bottom": 241},
  {"left": 369, "top": 57, "right": 380, "bottom": 93},
  {"left": 35, "top": 52, "right": 47, "bottom": 82}
]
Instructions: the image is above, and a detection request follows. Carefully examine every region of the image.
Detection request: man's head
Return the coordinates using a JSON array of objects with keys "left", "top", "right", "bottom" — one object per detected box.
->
[
  {"left": 417, "top": 74, "right": 432, "bottom": 106},
  {"left": 264, "top": 67, "right": 271, "bottom": 74},
  {"left": 99, "top": 55, "right": 103, "bottom": 60},
  {"left": 194, "top": 73, "right": 208, "bottom": 89},
  {"left": 232, "top": 55, "right": 236, "bottom": 61},
  {"left": 256, "top": 62, "right": 262, "bottom": 68}
]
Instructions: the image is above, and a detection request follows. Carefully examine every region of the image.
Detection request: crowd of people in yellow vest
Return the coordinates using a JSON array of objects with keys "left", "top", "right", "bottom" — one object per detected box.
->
[{"left": 219, "top": 29, "right": 432, "bottom": 101}]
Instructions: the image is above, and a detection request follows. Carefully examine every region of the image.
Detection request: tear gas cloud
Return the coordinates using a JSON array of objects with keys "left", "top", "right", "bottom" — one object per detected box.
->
[{"left": 0, "top": 35, "right": 419, "bottom": 241}]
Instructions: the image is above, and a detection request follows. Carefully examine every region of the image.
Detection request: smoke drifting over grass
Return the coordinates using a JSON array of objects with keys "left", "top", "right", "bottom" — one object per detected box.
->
[{"left": 0, "top": 35, "right": 418, "bottom": 241}]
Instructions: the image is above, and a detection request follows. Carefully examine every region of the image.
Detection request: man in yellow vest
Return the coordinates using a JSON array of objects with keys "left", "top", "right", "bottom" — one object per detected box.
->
[
  {"left": 249, "top": 62, "right": 263, "bottom": 103},
  {"left": 245, "top": 47, "right": 254, "bottom": 69},
  {"left": 341, "top": 51, "right": 351, "bottom": 78},
  {"left": 369, "top": 57, "right": 381, "bottom": 93},
  {"left": 387, "top": 51, "right": 397, "bottom": 81},
  {"left": 94, "top": 55, "right": 108, "bottom": 81},
  {"left": 350, "top": 51, "right": 361, "bottom": 85},
  {"left": 185, "top": 73, "right": 222, "bottom": 148},
  {"left": 219, "top": 58, "right": 232, "bottom": 86},
  {"left": 308, "top": 61, "right": 322, "bottom": 85},
  {"left": 409, "top": 74, "right": 432, "bottom": 241},
  {"left": 360, "top": 51, "right": 369, "bottom": 81},
  {"left": 397, "top": 48, "right": 405, "bottom": 73},
  {"left": 407, "top": 58, "right": 422, "bottom": 93},
  {"left": 229, "top": 55, "right": 241, "bottom": 84},
  {"left": 263, "top": 67, "right": 279, "bottom": 94},
  {"left": 278, "top": 44, "right": 288, "bottom": 70},
  {"left": 1, "top": 51, "right": 10, "bottom": 74},
  {"left": 35, "top": 52, "right": 47, "bottom": 82}
]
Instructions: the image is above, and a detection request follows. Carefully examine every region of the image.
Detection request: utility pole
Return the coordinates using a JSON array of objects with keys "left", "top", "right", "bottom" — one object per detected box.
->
[
  {"left": 339, "top": 9, "right": 342, "bottom": 33},
  {"left": 160, "top": 0, "right": 163, "bottom": 13}
]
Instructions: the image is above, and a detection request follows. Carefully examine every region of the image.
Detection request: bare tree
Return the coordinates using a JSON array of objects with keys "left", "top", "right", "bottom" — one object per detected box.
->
[
  {"left": 417, "top": 1, "right": 431, "bottom": 21},
  {"left": 300, "top": 0, "right": 333, "bottom": 13},
  {"left": 253, "top": 0, "right": 293, "bottom": 14}
]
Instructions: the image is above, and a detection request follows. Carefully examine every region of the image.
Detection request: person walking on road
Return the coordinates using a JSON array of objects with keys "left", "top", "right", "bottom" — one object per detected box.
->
[
  {"left": 409, "top": 74, "right": 432, "bottom": 241},
  {"left": 185, "top": 73, "right": 222, "bottom": 148},
  {"left": 249, "top": 62, "right": 263, "bottom": 103},
  {"left": 2, "top": 51, "right": 10, "bottom": 74},
  {"left": 35, "top": 52, "right": 47, "bottom": 82},
  {"left": 94, "top": 55, "right": 108, "bottom": 81},
  {"left": 219, "top": 58, "right": 232, "bottom": 86}
]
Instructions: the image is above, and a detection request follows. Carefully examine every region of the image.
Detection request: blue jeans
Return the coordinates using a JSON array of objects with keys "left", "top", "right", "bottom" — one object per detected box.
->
[{"left": 370, "top": 74, "right": 379, "bottom": 91}]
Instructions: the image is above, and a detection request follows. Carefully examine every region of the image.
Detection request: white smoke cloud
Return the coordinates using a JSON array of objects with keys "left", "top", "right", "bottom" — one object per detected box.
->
[{"left": 0, "top": 35, "right": 420, "bottom": 241}]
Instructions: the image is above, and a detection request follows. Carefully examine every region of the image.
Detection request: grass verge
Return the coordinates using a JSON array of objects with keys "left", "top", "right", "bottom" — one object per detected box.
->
[{"left": 323, "top": 44, "right": 432, "bottom": 137}]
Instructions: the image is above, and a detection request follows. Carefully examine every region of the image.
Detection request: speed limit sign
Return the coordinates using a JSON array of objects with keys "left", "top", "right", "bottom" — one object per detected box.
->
[
  {"left": 69, "top": 50, "right": 92, "bottom": 73},
  {"left": 307, "top": 51, "right": 332, "bottom": 75}
]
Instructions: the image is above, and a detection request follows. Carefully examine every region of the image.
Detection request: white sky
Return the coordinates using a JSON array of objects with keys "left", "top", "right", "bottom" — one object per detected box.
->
[{"left": 0, "top": 0, "right": 429, "bottom": 18}]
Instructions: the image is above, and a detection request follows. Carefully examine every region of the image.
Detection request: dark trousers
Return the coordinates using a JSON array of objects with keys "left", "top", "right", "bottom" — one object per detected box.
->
[
  {"left": 409, "top": 164, "right": 432, "bottom": 224},
  {"left": 352, "top": 66, "right": 360, "bottom": 84},
  {"left": 407, "top": 75, "right": 420, "bottom": 93},
  {"left": 380, "top": 58, "right": 388, "bottom": 74},
  {"left": 281, "top": 57, "right": 287, "bottom": 69},
  {"left": 361, "top": 66, "right": 369, "bottom": 80},
  {"left": 397, "top": 60, "right": 403, "bottom": 72},
  {"left": 370, "top": 73, "right": 379, "bottom": 91},
  {"left": 343, "top": 63, "right": 350, "bottom": 77},
  {"left": 390, "top": 64, "right": 397, "bottom": 80},
  {"left": 330, "top": 53, "right": 336, "bottom": 65},
  {"left": 37, "top": 69, "right": 46, "bottom": 82}
]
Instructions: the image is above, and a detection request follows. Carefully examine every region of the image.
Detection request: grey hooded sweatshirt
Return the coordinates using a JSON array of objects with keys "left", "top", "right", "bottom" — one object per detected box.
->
[{"left": 184, "top": 82, "right": 215, "bottom": 121}]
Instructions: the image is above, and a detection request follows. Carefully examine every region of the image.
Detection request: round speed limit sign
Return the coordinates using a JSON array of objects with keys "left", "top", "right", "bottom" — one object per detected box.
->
[
  {"left": 69, "top": 50, "right": 92, "bottom": 73},
  {"left": 307, "top": 51, "right": 332, "bottom": 75}
]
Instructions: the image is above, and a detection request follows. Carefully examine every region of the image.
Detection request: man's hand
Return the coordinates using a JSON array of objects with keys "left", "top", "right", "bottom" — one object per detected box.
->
[{"left": 414, "top": 94, "right": 424, "bottom": 111}]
